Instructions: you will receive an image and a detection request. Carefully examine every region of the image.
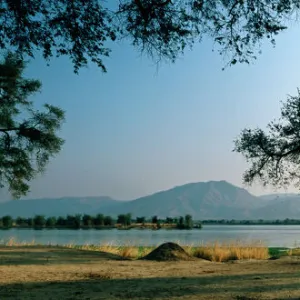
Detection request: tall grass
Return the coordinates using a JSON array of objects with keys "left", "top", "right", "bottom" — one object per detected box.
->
[
  {"left": 190, "top": 240, "right": 269, "bottom": 262},
  {"left": 1, "top": 237, "right": 297, "bottom": 261}
]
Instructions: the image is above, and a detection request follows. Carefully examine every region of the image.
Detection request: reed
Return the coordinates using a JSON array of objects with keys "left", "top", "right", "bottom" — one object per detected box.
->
[
  {"left": 193, "top": 240, "right": 269, "bottom": 262},
  {"left": 2, "top": 237, "right": 296, "bottom": 261}
]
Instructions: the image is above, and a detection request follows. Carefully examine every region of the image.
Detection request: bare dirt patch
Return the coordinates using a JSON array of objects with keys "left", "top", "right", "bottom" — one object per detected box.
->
[{"left": 0, "top": 246, "right": 300, "bottom": 300}]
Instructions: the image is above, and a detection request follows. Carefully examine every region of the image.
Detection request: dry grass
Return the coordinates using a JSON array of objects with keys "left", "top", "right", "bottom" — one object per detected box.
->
[
  {"left": 0, "top": 237, "right": 275, "bottom": 261},
  {"left": 1, "top": 245, "right": 300, "bottom": 300},
  {"left": 191, "top": 241, "right": 270, "bottom": 262},
  {"left": 68, "top": 243, "right": 154, "bottom": 259},
  {"left": 3, "top": 237, "right": 38, "bottom": 247}
]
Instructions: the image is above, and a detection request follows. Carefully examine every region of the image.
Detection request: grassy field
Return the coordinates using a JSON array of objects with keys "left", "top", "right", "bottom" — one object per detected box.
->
[
  {"left": 0, "top": 241, "right": 300, "bottom": 299},
  {"left": 3, "top": 237, "right": 273, "bottom": 261}
]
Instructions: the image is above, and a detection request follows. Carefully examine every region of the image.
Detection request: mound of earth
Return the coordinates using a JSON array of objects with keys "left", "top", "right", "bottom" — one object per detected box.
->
[{"left": 140, "top": 242, "right": 195, "bottom": 261}]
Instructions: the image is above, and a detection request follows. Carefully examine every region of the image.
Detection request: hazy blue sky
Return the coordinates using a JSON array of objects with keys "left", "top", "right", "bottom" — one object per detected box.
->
[{"left": 2, "top": 24, "right": 300, "bottom": 201}]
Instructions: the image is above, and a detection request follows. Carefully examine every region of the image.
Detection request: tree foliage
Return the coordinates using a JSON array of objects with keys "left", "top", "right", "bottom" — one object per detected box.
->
[
  {"left": 176, "top": 214, "right": 193, "bottom": 229},
  {"left": 152, "top": 215, "right": 158, "bottom": 224},
  {"left": 1, "top": 0, "right": 298, "bottom": 73},
  {"left": 117, "top": 213, "right": 132, "bottom": 226},
  {"left": 94, "top": 213, "right": 105, "bottom": 226},
  {"left": 33, "top": 214, "right": 46, "bottom": 227},
  {"left": 0, "top": 53, "right": 65, "bottom": 198},
  {"left": 82, "top": 214, "right": 94, "bottom": 227},
  {"left": 2, "top": 0, "right": 300, "bottom": 197},
  {"left": 45, "top": 216, "right": 57, "bottom": 227},
  {"left": 136, "top": 216, "right": 146, "bottom": 223},
  {"left": 234, "top": 89, "right": 300, "bottom": 189},
  {"left": 104, "top": 215, "right": 114, "bottom": 226},
  {"left": 2, "top": 215, "right": 13, "bottom": 228}
]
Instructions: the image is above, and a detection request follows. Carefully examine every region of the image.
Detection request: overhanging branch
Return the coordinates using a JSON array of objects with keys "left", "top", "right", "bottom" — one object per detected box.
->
[{"left": 0, "top": 127, "right": 20, "bottom": 133}]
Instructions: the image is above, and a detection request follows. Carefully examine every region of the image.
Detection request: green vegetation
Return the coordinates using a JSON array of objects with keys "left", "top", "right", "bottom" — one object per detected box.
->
[
  {"left": 235, "top": 90, "right": 300, "bottom": 190},
  {"left": 0, "top": 214, "right": 199, "bottom": 230},
  {"left": 117, "top": 213, "right": 132, "bottom": 227},
  {"left": 1, "top": 0, "right": 296, "bottom": 74},
  {"left": 0, "top": 53, "right": 65, "bottom": 198},
  {"left": 201, "top": 219, "right": 300, "bottom": 225},
  {"left": 2, "top": 215, "right": 13, "bottom": 228},
  {"left": 176, "top": 214, "right": 194, "bottom": 229},
  {"left": 3, "top": 214, "right": 300, "bottom": 229},
  {"left": 1, "top": 238, "right": 272, "bottom": 262},
  {"left": 268, "top": 247, "right": 290, "bottom": 259},
  {"left": 2, "top": 1, "right": 300, "bottom": 199}
]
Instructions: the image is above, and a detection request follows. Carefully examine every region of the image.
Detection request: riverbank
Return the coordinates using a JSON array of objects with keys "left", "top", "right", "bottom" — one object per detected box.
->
[
  {"left": 0, "top": 245, "right": 300, "bottom": 299},
  {"left": 0, "top": 223, "right": 200, "bottom": 230},
  {"left": 2, "top": 238, "right": 299, "bottom": 261}
]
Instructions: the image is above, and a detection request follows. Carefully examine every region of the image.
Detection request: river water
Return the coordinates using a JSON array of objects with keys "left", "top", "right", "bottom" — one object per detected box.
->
[{"left": 0, "top": 225, "right": 299, "bottom": 248}]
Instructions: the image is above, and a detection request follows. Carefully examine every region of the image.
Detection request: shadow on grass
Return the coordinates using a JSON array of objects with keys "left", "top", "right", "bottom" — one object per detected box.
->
[
  {"left": 1, "top": 272, "right": 300, "bottom": 299},
  {"left": 0, "top": 246, "right": 127, "bottom": 265}
]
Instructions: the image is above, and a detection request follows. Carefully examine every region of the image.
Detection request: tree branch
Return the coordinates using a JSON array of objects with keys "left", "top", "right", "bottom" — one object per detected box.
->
[
  {"left": 0, "top": 127, "right": 20, "bottom": 133},
  {"left": 0, "top": 127, "right": 19, "bottom": 150},
  {"left": 228, "top": 0, "right": 240, "bottom": 17},
  {"left": 280, "top": 145, "right": 300, "bottom": 158}
]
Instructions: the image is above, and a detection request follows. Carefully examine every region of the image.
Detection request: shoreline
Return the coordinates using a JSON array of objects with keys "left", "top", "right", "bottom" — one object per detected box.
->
[
  {"left": 1, "top": 238, "right": 299, "bottom": 261},
  {"left": 1, "top": 223, "right": 300, "bottom": 230},
  {"left": 1, "top": 245, "right": 300, "bottom": 300}
]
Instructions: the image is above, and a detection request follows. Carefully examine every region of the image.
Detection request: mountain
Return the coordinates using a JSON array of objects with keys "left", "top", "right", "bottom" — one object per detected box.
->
[
  {"left": 110, "top": 180, "right": 262, "bottom": 219},
  {"left": 1, "top": 181, "right": 300, "bottom": 220},
  {"left": 255, "top": 194, "right": 300, "bottom": 219},
  {"left": 0, "top": 196, "right": 120, "bottom": 218}
]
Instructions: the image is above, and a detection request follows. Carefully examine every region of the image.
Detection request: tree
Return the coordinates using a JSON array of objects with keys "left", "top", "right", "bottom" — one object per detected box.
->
[
  {"left": 184, "top": 214, "right": 193, "bottom": 229},
  {"left": 117, "top": 214, "right": 126, "bottom": 225},
  {"left": 56, "top": 216, "right": 66, "bottom": 227},
  {"left": 94, "top": 214, "right": 105, "bottom": 226},
  {"left": 177, "top": 216, "right": 185, "bottom": 229},
  {"left": 0, "top": 0, "right": 297, "bottom": 74},
  {"left": 152, "top": 215, "right": 158, "bottom": 224},
  {"left": 33, "top": 215, "right": 46, "bottom": 227},
  {"left": 82, "top": 214, "right": 94, "bottom": 227},
  {"left": 234, "top": 90, "right": 300, "bottom": 189},
  {"left": 2, "top": 215, "right": 13, "bottom": 228},
  {"left": 16, "top": 217, "right": 28, "bottom": 226},
  {"left": 117, "top": 213, "right": 131, "bottom": 226},
  {"left": 2, "top": 0, "right": 300, "bottom": 197},
  {"left": 165, "top": 217, "right": 173, "bottom": 224},
  {"left": 46, "top": 217, "right": 57, "bottom": 228},
  {"left": 125, "top": 213, "right": 132, "bottom": 225},
  {"left": 66, "top": 214, "right": 81, "bottom": 229},
  {"left": 0, "top": 53, "right": 65, "bottom": 198},
  {"left": 104, "top": 215, "right": 113, "bottom": 226},
  {"left": 27, "top": 217, "right": 34, "bottom": 227},
  {"left": 136, "top": 216, "right": 146, "bottom": 223}
]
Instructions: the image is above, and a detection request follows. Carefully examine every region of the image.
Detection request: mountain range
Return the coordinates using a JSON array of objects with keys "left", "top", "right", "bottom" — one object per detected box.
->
[{"left": 1, "top": 180, "right": 300, "bottom": 220}]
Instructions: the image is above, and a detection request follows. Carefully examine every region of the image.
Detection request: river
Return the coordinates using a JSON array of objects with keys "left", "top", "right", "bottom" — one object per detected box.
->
[{"left": 0, "top": 225, "right": 299, "bottom": 248}]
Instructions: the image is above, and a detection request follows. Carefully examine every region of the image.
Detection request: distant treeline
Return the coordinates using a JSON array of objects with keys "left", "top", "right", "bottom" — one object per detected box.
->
[
  {"left": 0, "top": 213, "right": 200, "bottom": 230},
  {"left": 201, "top": 219, "right": 300, "bottom": 225}
]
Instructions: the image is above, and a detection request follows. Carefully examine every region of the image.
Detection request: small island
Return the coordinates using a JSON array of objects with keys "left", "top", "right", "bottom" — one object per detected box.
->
[{"left": 0, "top": 213, "right": 201, "bottom": 230}]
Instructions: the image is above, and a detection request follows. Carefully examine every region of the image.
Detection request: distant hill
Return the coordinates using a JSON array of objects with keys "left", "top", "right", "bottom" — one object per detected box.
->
[
  {"left": 1, "top": 181, "right": 300, "bottom": 220},
  {"left": 254, "top": 195, "right": 300, "bottom": 220},
  {"left": 259, "top": 193, "right": 300, "bottom": 201},
  {"left": 0, "top": 197, "right": 120, "bottom": 218},
  {"left": 111, "top": 180, "right": 262, "bottom": 219}
]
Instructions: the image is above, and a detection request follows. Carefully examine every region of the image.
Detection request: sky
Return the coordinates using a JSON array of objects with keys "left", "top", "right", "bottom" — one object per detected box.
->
[{"left": 2, "top": 23, "right": 300, "bottom": 201}]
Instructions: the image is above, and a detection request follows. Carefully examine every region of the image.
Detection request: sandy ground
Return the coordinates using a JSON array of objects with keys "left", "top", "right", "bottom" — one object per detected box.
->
[{"left": 0, "top": 246, "right": 300, "bottom": 300}]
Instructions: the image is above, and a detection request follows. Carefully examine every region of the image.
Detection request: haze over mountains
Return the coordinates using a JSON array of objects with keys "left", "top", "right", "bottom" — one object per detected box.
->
[{"left": 1, "top": 181, "right": 300, "bottom": 220}]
